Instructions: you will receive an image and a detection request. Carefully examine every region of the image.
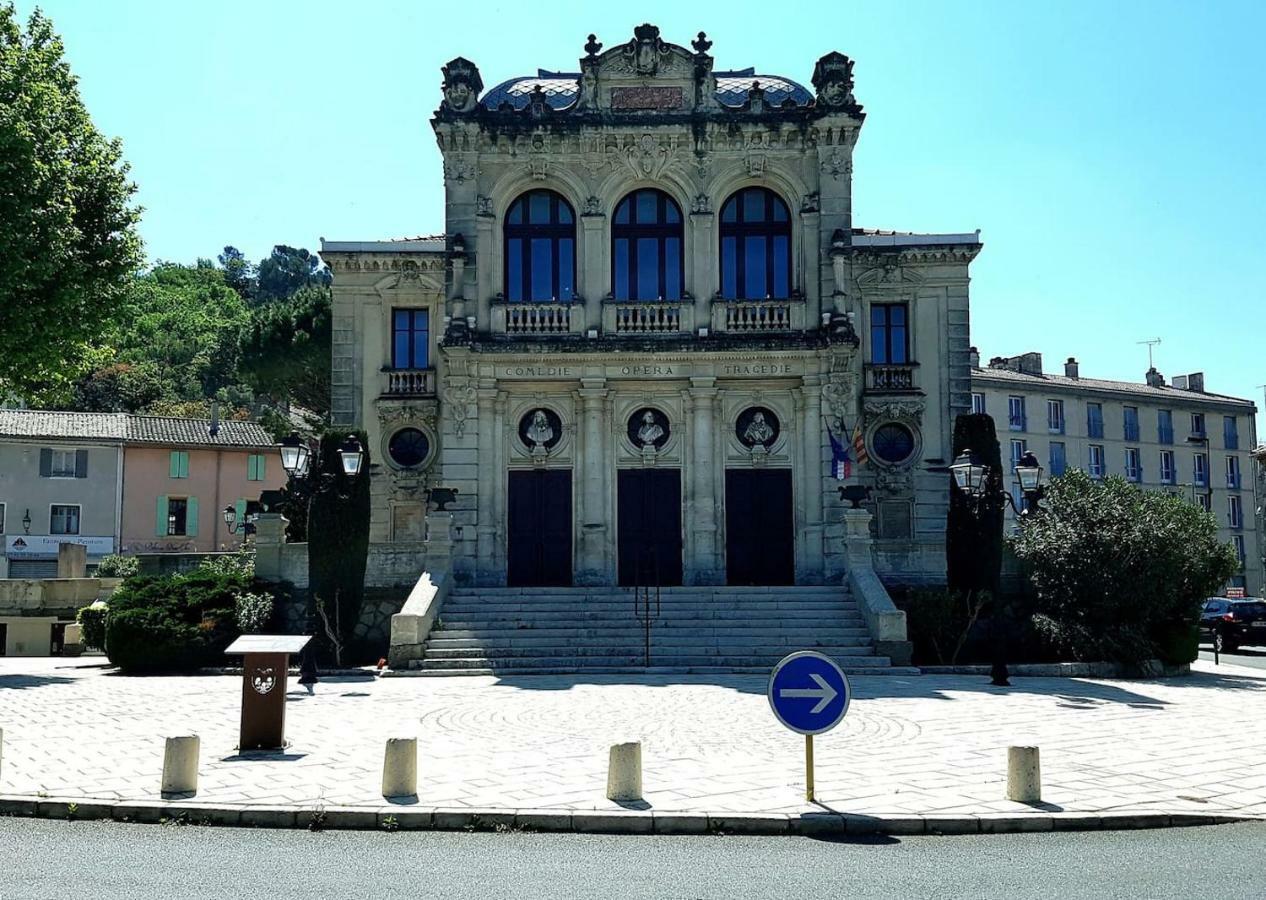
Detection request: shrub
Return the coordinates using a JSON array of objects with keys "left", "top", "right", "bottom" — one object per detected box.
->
[
  {"left": 1010, "top": 470, "right": 1239, "bottom": 666},
  {"left": 76, "top": 601, "right": 109, "bottom": 650},
  {"left": 895, "top": 587, "right": 991, "bottom": 666},
  {"left": 105, "top": 570, "right": 249, "bottom": 673},
  {"left": 198, "top": 546, "right": 255, "bottom": 579},
  {"left": 96, "top": 555, "right": 139, "bottom": 578},
  {"left": 234, "top": 591, "right": 275, "bottom": 634}
]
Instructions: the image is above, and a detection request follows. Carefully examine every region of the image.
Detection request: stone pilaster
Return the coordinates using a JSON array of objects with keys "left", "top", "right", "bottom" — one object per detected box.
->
[
  {"left": 687, "top": 376, "right": 722, "bottom": 584},
  {"left": 475, "top": 386, "right": 497, "bottom": 581},
  {"left": 580, "top": 213, "right": 605, "bottom": 332},
  {"left": 800, "top": 374, "right": 825, "bottom": 582},
  {"left": 491, "top": 391, "right": 509, "bottom": 582},
  {"left": 576, "top": 378, "right": 611, "bottom": 584}
]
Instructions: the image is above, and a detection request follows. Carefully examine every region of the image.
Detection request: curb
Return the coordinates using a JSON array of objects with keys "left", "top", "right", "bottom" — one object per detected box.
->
[{"left": 0, "top": 795, "right": 1255, "bottom": 836}]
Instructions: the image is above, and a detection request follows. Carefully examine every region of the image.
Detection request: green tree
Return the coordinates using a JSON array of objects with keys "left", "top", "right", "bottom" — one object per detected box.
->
[
  {"left": 307, "top": 431, "right": 370, "bottom": 665},
  {"left": 238, "top": 285, "right": 331, "bottom": 417},
  {"left": 1010, "top": 470, "right": 1238, "bottom": 665},
  {"left": 254, "top": 245, "right": 330, "bottom": 304},
  {"left": 946, "top": 414, "right": 1005, "bottom": 596},
  {"left": 71, "top": 361, "right": 169, "bottom": 412},
  {"left": 0, "top": 4, "right": 142, "bottom": 400},
  {"left": 217, "top": 246, "right": 255, "bottom": 300}
]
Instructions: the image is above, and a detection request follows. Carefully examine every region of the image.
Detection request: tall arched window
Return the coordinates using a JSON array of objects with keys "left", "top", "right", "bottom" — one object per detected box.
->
[
  {"left": 719, "top": 187, "right": 792, "bottom": 300},
  {"left": 504, "top": 190, "right": 575, "bottom": 302},
  {"left": 612, "top": 189, "right": 684, "bottom": 301}
]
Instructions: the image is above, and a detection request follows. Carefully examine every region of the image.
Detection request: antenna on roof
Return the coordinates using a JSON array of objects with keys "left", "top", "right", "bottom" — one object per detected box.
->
[{"left": 1137, "top": 337, "right": 1162, "bottom": 370}]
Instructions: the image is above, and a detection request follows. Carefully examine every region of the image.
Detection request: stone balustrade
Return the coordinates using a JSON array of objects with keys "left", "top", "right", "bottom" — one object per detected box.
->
[
  {"left": 719, "top": 300, "right": 795, "bottom": 332},
  {"left": 382, "top": 368, "right": 437, "bottom": 397},
  {"left": 611, "top": 302, "right": 684, "bottom": 334},
  {"left": 504, "top": 303, "right": 573, "bottom": 335},
  {"left": 864, "top": 363, "right": 918, "bottom": 392}
]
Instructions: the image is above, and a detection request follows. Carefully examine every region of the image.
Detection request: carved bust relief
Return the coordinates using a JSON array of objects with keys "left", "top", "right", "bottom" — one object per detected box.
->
[
  {"left": 736, "top": 407, "right": 780, "bottom": 448},
  {"left": 628, "top": 408, "right": 670, "bottom": 449},
  {"left": 519, "top": 408, "right": 563, "bottom": 451}
]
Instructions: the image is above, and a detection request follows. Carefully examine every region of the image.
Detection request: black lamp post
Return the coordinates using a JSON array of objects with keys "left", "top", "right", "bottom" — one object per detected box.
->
[
  {"left": 279, "top": 433, "right": 312, "bottom": 480},
  {"left": 222, "top": 505, "right": 255, "bottom": 535},
  {"left": 948, "top": 448, "right": 1046, "bottom": 687},
  {"left": 338, "top": 434, "right": 365, "bottom": 477}
]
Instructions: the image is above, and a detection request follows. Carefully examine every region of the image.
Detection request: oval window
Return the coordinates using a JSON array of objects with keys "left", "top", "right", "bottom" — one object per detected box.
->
[
  {"left": 871, "top": 423, "right": 916, "bottom": 465},
  {"left": 388, "top": 428, "right": 430, "bottom": 468}
]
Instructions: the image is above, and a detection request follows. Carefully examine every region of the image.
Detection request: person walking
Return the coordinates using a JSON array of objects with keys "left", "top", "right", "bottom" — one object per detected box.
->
[{"left": 298, "top": 651, "right": 319, "bottom": 695}]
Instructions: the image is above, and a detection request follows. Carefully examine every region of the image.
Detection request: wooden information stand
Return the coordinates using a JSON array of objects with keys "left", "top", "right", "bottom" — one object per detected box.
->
[{"left": 224, "top": 635, "right": 311, "bottom": 751}]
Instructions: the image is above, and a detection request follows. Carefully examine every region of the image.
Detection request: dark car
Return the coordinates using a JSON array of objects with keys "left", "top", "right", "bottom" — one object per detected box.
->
[{"left": 1201, "top": 598, "right": 1266, "bottom": 652}]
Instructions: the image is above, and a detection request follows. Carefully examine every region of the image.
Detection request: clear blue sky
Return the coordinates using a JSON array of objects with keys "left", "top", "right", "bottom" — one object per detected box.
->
[{"left": 22, "top": 0, "right": 1266, "bottom": 418}]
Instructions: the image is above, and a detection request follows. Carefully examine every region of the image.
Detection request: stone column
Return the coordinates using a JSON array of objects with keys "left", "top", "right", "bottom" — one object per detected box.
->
[
  {"left": 580, "top": 213, "right": 605, "bottom": 333},
  {"left": 688, "top": 377, "right": 721, "bottom": 584},
  {"left": 475, "top": 386, "right": 497, "bottom": 581},
  {"left": 576, "top": 378, "right": 611, "bottom": 585},
  {"left": 690, "top": 211, "right": 715, "bottom": 332},
  {"left": 491, "top": 391, "right": 509, "bottom": 582},
  {"left": 800, "top": 375, "right": 825, "bottom": 582}
]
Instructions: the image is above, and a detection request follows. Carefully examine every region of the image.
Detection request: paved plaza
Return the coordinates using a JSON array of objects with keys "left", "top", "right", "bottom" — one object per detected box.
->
[{"left": 2, "top": 657, "right": 1266, "bottom": 823}]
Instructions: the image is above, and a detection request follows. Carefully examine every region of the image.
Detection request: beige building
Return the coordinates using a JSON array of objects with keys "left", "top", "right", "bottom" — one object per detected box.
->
[
  {"left": 324, "top": 25, "right": 981, "bottom": 591},
  {"left": 972, "top": 352, "right": 1262, "bottom": 595}
]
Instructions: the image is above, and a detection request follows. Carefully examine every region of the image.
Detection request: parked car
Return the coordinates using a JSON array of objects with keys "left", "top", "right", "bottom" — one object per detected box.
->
[{"left": 1201, "top": 598, "right": 1266, "bottom": 653}]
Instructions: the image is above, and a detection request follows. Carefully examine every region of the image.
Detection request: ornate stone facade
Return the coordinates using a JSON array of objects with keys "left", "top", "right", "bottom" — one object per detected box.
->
[{"left": 323, "top": 25, "right": 982, "bottom": 588}]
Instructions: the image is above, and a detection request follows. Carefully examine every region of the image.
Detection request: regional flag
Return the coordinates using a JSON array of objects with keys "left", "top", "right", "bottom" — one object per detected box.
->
[
  {"left": 828, "top": 423, "right": 851, "bottom": 481},
  {"left": 851, "top": 421, "right": 869, "bottom": 468}
]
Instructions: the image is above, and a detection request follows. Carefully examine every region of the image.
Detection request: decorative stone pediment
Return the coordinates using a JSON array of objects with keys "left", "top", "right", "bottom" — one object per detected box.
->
[
  {"left": 857, "top": 263, "right": 925, "bottom": 286},
  {"left": 372, "top": 269, "right": 445, "bottom": 298},
  {"left": 863, "top": 397, "right": 924, "bottom": 426},
  {"left": 586, "top": 24, "right": 704, "bottom": 114}
]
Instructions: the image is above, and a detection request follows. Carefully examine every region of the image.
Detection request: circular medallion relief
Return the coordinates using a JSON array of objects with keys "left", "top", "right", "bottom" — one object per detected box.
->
[
  {"left": 519, "top": 408, "right": 563, "bottom": 451},
  {"left": 627, "top": 408, "right": 670, "bottom": 449},
  {"left": 387, "top": 427, "right": 431, "bottom": 468},
  {"left": 871, "top": 422, "right": 917, "bottom": 466},
  {"left": 736, "top": 407, "right": 780, "bottom": 448}
]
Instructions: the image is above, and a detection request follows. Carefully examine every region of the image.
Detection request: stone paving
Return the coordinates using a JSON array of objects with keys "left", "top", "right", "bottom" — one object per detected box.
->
[{"left": 2, "top": 656, "right": 1266, "bottom": 820}]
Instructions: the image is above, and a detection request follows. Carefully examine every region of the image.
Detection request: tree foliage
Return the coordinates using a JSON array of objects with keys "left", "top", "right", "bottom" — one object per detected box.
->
[
  {"left": 254, "top": 245, "right": 331, "bottom": 305},
  {"left": 0, "top": 4, "right": 142, "bottom": 400},
  {"left": 1010, "top": 470, "right": 1239, "bottom": 665},
  {"left": 946, "top": 414, "right": 1005, "bottom": 595},
  {"left": 238, "top": 285, "right": 331, "bottom": 416}
]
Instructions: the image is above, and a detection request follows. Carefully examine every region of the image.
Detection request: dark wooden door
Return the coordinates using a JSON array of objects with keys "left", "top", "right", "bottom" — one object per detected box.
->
[
  {"left": 725, "top": 469, "right": 795, "bottom": 585},
  {"left": 617, "top": 469, "right": 682, "bottom": 586},
  {"left": 506, "top": 469, "right": 573, "bottom": 587}
]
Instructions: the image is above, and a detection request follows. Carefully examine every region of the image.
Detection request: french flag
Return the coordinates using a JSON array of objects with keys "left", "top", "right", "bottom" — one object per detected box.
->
[{"left": 828, "top": 424, "right": 851, "bottom": 481}]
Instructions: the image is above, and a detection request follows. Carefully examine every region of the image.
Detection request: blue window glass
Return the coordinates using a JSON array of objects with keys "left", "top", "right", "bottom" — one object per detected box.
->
[
  {"left": 719, "top": 188, "right": 793, "bottom": 300},
  {"left": 1158, "top": 409, "right": 1174, "bottom": 444},
  {"left": 870, "top": 304, "right": 909, "bottom": 365},
  {"left": 612, "top": 189, "right": 684, "bottom": 302},
  {"left": 504, "top": 190, "right": 576, "bottom": 302},
  {"left": 1087, "top": 403, "right": 1104, "bottom": 438},
  {"left": 1224, "top": 416, "right": 1239, "bottom": 450},
  {"left": 1049, "top": 442, "right": 1067, "bottom": 477},
  {"left": 391, "top": 309, "right": 429, "bottom": 369},
  {"left": 1123, "top": 406, "right": 1140, "bottom": 442}
]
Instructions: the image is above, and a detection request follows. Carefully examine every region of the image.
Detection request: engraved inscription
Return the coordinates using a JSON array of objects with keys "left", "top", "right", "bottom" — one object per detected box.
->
[{"left": 610, "top": 86, "right": 684, "bottom": 110}]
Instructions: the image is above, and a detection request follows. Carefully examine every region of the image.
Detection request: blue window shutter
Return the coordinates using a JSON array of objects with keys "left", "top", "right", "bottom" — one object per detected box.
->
[
  {"left": 156, "top": 495, "right": 168, "bottom": 536},
  {"left": 186, "top": 497, "right": 199, "bottom": 537}
]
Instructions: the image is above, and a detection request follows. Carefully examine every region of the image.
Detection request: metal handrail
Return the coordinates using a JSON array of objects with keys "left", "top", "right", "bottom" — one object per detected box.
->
[{"left": 631, "top": 547, "right": 661, "bottom": 667}]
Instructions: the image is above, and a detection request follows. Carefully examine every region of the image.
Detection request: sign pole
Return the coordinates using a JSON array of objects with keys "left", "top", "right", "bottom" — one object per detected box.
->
[{"left": 805, "top": 734, "right": 815, "bottom": 802}]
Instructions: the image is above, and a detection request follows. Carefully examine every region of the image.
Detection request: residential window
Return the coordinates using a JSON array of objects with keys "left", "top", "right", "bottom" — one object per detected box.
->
[
  {"left": 1194, "top": 453, "right": 1208, "bottom": 487},
  {"left": 1049, "top": 441, "right": 1067, "bottom": 477},
  {"left": 1160, "top": 450, "right": 1176, "bottom": 484},
  {"left": 1086, "top": 403, "right": 1104, "bottom": 439},
  {"left": 247, "top": 453, "right": 267, "bottom": 482},
  {"left": 0, "top": 502, "right": 6, "bottom": 533},
  {"left": 1227, "top": 456, "right": 1241, "bottom": 489},
  {"left": 613, "top": 188, "right": 683, "bottom": 302},
  {"left": 1125, "top": 448, "right": 1142, "bottom": 482},
  {"left": 50, "top": 504, "right": 80, "bottom": 535},
  {"left": 1008, "top": 396, "right": 1026, "bottom": 432},
  {"left": 156, "top": 495, "right": 198, "bottom": 538},
  {"left": 1047, "top": 399, "right": 1064, "bottom": 434},
  {"left": 1197, "top": 492, "right": 1211, "bottom": 513},
  {"left": 1088, "top": 445, "right": 1105, "bottom": 478},
  {"left": 391, "top": 309, "right": 430, "bottom": 370},
  {"left": 1123, "top": 406, "right": 1140, "bottom": 442},
  {"left": 51, "top": 449, "right": 77, "bottom": 477},
  {"left": 504, "top": 189, "right": 575, "bottom": 302},
  {"left": 719, "top": 187, "right": 792, "bottom": 300},
  {"left": 1224, "top": 416, "right": 1239, "bottom": 450},
  {"left": 1010, "top": 439, "right": 1027, "bottom": 469},
  {"left": 1191, "top": 412, "right": 1206, "bottom": 437},
  {"left": 167, "top": 498, "right": 188, "bottom": 536},
  {"left": 1228, "top": 495, "right": 1243, "bottom": 530},
  {"left": 1233, "top": 535, "right": 1246, "bottom": 567},
  {"left": 869, "top": 304, "right": 910, "bottom": 365},
  {"left": 1157, "top": 409, "right": 1174, "bottom": 445},
  {"left": 971, "top": 392, "right": 986, "bottom": 415},
  {"left": 168, "top": 450, "right": 190, "bottom": 479}
]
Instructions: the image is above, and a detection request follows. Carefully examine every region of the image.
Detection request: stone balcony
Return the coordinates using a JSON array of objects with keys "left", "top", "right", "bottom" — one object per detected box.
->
[
  {"left": 492, "top": 301, "right": 582, "bottom": 336},
  {"left": 864, "top": 362, "right": 920, "bottom": 394},
  {"left": 381, "top": 367, "right": 438, "bottom": 397},
  {"left": 711, "top": 298, "right": 804, "bottom": 333}
]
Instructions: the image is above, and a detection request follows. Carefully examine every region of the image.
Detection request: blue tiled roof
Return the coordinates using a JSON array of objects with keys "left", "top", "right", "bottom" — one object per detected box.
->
[{"left": 479, "top": 67, "right": 813, "bottom": 111}]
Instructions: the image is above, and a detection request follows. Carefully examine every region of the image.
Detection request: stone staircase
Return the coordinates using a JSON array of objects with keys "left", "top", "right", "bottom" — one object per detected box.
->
[{"left": 404, "top": 585, "right": 918, "bottom": 676}]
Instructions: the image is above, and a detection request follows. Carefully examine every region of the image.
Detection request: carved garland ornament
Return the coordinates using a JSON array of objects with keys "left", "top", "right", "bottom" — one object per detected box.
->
[{"left": 863, "top": 397, "right": 925, "bottom": 427}]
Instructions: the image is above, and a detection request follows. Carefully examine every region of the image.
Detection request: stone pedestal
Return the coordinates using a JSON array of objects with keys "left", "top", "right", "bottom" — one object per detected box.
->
[
  {"left": 57, "top": 543, "right": 87, "bottom": 579},
  {"left": 252, "top": 513, "right": 289, "bottom": 583},
  {"left": 426, "top": 511, "right": 455, "bottom": 576}
]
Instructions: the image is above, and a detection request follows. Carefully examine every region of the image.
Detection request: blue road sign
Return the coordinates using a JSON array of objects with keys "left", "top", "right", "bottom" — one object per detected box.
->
[{"left": 767, "top": 651, "right": 851, "bottom": 735}]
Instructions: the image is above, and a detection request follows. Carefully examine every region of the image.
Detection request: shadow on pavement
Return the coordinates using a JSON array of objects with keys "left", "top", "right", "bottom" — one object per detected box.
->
[{"left": 0, "top": 674, "right": 77, "bottom": 690}]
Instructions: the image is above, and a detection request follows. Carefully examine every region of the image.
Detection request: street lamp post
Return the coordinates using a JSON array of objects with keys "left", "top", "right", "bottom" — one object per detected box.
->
[
  {"left": 279, "top": 433, "right": 312, "bottom": 481},
  {"left": 222, "top": 505, "right": 255, "bottom": 536},
  {"left": 948, "top": 448, "right": 1046, "bottom": 687}
]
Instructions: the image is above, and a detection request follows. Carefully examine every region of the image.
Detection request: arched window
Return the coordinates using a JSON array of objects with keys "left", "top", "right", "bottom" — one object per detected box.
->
[
  {"left": 719, "top": 187, "right": 792, "bottom": 300},
  {"left": 504, "top": 190, "right": 575, "bottom": 302},
  {"left": 612, "top": 189, "right": 684, "bottom": 301}
]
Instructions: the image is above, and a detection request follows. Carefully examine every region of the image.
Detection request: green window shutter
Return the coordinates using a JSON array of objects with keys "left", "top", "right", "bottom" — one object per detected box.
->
[
  {"left": 256, "top": 454, "right": 265, "bottom": 481},
  {"left": 186, "top": 497, "right": 199, "bottom": 537},
  {"left": 180, "top": 452, "right": 189, "bottom": 479},
  {"left": 235, "top": 498, "right": 247, "bottom": 529},
  {"left": 170, "top": 451, "right": 189, "bottom": 478},
  {"left": 169, "top": 451, "right": 179, "bottom": 478},
  {"left": 156, "top": 495, "right": 168, "bottom": 536},
  {"left": 247, "top": 454, "right": 259, "bottom": 481}
]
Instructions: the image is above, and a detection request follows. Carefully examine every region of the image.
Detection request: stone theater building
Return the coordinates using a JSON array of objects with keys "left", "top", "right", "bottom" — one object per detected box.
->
[{"left": 323, "top": 26, "right": 982, "bottom": 594}]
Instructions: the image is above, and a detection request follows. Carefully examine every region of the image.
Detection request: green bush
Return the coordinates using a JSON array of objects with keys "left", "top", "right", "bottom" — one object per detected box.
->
[
  {"left": 76, "top": 601, "right": 108, "bottom": 650},
  {"left": 105, "top": 570, "right": 249, "bottom": 673},
  {"left": 1011, "top": 470, "right": 1239, "bottom": 666},
  {"left": 198, "top": 546, "right": 255, "bottom": 579},
  {"left": 234, "top": 591, "right": 275, "bottom": 634},
  {"left": 894, "top": 587, "right": 991, "bottom": 666},
  {"left": 96, "top": 555, "right": 139, "bottom": 578}
]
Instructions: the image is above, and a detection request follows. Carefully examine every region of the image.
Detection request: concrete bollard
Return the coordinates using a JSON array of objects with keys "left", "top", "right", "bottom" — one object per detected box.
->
[
  {"left": 1006, "top": 745, "right": 1041, "bottom": 803},
  {"left": 161, "top": 735, "right": 200, "bottom": 796},
  {"left": 606, "top": 741, "right": 643, "bottom": 802},
  {"left": 382, "top": 737, "right": 418, "bottom": 798}
]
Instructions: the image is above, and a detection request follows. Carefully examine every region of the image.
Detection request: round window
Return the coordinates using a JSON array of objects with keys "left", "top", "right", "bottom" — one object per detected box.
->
[
  {"left": 387, "top": 428, "right": 430, "bottom": 468},
  {"left": 871, "top": 423, "right": 916, "bottom": 465}
]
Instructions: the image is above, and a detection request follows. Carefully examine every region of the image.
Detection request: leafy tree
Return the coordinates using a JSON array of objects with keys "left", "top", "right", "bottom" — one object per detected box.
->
[
  {"left": 71, "top": 361, "right": 169, "bottom": 412},
  {"left": 217, "top": 246, "right": 255, "bottom": 300},
  {"left": 1011, "top": 470, "right": 1238, "bottom": 665},
  {"left": 254, "top": 245, "right": 331, "bottom": 304},
  {"left": 946, "top": 414, "right": 1005, "bottom": 596},
  {"left": 238, "top": 285, "right": 331, "bottom": 416},
  {"left": 0, "top": 4, "right": 142, "bottom": 400}
]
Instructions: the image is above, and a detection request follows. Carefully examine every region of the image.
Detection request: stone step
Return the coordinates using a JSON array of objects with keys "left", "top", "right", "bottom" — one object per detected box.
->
[
  {"left": 448, "top": 587, "right": 848, "bottom": 596},
  {"left": 413, "top": 654, "right": 892, "bottom": 670},
  {"left": 429, "top": 627, "right": 874, "bottom": 643},
  {"left": 422, "top": 644, "right": 873, "bottom": 660},
  {"left": 387, "top": 665, "right": 923, "bottom": 677},
  {"left": 438, "top": 608, "right": 862, "bottom": 623},
  {"left": 441, "top": 602, "right": 860, "bottom": 613}
]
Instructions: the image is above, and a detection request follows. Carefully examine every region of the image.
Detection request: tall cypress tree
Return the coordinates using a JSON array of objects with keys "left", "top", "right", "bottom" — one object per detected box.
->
[
  {"left": 946, "top": 413, "right": 1005, "bottom": 595},
  {"left": 307, "top": 430, "right": 371, "bottom": 662}
]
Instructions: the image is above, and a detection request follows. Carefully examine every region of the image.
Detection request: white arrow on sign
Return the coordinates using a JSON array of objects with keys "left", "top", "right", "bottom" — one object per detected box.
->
[{"left": 778, "top": 672, "right": 838, "bottom": 714}]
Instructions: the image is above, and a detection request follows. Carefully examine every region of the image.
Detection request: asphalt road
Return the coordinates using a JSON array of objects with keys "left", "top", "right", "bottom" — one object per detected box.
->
[
  {"left": 2, "top": 817, "right": 1264, "bottom": 899},
  {"left": 1199, "top": 642, "right": 1266, "bottom": 670}
]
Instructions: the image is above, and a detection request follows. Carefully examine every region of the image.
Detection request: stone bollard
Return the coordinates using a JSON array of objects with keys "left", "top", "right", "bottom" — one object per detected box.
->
[
  {"left": 606, "top": 741, "right": 643, "bottom": 802},
  {"left": 161, "top": 735, "right": 200, "bottom": 796},
  {"left": 382, "top": 737, "right": 418, "bottom": 798},
  {"left": 1006, "top": 745, "right": 1041, "bottom": 803}
]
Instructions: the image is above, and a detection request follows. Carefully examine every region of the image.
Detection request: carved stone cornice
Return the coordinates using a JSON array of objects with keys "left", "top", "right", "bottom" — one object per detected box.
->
[{"left": 852, "top": 246, "right": 983, "bottom": 267}]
